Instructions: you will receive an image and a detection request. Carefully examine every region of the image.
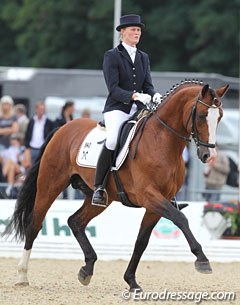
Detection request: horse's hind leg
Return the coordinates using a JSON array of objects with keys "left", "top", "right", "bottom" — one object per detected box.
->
[
  {"left": 16, "top": 172, "right": 69, "bottom": 286},
  {"left": 124, "top": 211, "right": 160, "bottom": 291},
  {"left": 68, "top": 196, "right": 109, "bottom": 286}
]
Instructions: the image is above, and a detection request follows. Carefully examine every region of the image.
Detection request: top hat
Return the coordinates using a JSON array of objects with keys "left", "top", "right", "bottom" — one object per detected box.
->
[{"left": 116, "top": 14, "right": 145, "bottom": 32}]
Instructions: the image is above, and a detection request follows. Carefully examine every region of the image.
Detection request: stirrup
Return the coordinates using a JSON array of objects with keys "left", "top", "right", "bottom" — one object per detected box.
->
[{"left": 91, "top": 187, "right": 108, "bottom": 207}]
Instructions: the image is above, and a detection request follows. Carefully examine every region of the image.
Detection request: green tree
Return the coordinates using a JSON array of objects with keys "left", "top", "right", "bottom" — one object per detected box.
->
[
  {"left": 0, "top": 1, "right": 20, "bottom": 66},
  {"left": 187, "top": 0, "right": 239, "bottom": 76},
  {"left": 1, "top": 0, "right": 114, "bottom": 68},
  {"left": 0, "top": 0, "right": 239, "bottom": 76}
]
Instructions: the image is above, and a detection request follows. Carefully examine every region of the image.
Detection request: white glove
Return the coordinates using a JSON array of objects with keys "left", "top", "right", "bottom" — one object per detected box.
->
[
  {"left": 133, "top": 92, "right": 151, "bottom": 105},
  {"left": 153, "top": 92, "right": 162, "bottom": 104}
]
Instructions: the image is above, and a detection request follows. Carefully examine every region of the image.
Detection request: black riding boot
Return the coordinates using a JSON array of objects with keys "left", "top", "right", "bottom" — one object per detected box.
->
[{"left": 92, "top": 145, "right": 113, "bottom": 207}]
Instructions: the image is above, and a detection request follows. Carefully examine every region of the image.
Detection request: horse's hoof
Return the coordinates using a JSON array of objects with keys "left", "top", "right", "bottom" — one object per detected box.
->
[
  {"left": 15, "top": 281, "right": 29, "bottom": 287},
  {"left": 195, "top": 260, "right": 213, "bottom": 274},
  {"left": 129, "top": 286, "right": 142, "bottom": 293},
  {"left": 78, "top": 267, "right": 92, "bottom": 286}
]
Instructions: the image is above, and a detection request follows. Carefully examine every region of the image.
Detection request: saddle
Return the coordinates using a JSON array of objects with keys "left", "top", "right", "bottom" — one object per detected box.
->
[{"left": 98, "top": 108, "right": 150, "bottom": 165}]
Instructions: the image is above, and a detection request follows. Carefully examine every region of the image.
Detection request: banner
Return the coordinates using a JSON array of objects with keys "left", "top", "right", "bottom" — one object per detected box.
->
[{"left": 1, "top": 200, "right": 240, "bottom": 262}]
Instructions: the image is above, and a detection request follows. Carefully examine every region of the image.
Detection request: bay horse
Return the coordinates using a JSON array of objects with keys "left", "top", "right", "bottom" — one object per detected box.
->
[{"left": 3, "top": 81, "right": 229, "bottom": 291}]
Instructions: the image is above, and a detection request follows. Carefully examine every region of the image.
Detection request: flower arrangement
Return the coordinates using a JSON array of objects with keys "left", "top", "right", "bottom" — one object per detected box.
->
[{"left": 203, "top": 201, "right": 240, "bottom": 237}]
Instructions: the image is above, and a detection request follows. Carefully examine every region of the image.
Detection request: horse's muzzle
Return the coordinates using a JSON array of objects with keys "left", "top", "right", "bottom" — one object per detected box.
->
[{"left": 197, "top": 146, "right": 210, "bottom": 163}]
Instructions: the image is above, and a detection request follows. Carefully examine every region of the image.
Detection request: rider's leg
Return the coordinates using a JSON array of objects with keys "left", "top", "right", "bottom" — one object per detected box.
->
[
  {"left": 92, "top": 105, "right": 137, "bottom": 207},
  {"left": 92, "top": 145, "right": 113, "bottom": 206}
]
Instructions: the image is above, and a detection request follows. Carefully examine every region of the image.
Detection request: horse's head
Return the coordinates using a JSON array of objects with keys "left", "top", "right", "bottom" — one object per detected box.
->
[{"left": 185, "top": 83, "right": 229, "bottom": 163}]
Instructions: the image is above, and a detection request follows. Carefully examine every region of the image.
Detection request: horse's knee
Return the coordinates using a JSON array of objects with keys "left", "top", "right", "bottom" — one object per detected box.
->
[
  {"left": 68, "top": 214, "right": 85, "bottom": 234},
  {"left": 67, "top": 214, "right": 77, "bottom": 231}
]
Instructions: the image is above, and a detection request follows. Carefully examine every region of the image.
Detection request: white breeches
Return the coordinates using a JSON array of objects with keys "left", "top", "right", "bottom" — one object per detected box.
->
[{"left": 104, "top": 103, "right": 137, "bottom": 150}]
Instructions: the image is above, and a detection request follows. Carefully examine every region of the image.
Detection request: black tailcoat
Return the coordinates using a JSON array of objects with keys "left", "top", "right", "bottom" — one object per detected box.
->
[{"left": 102, "top": 43, "right": 156, "bottom": 114}]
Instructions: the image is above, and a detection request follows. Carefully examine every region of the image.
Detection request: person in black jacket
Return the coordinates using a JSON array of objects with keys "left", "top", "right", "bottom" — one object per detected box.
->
[
  {"left": 24, "top": 101, "right": 54, "bottom": 168},
  {"left": 92, "top": 14, "right": 162, "bottom": 207}
]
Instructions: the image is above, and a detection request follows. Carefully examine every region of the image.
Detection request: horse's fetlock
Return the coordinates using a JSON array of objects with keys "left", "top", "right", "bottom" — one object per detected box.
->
[{"left": 124, "top": 272, "right": 134, "bottom": 283}]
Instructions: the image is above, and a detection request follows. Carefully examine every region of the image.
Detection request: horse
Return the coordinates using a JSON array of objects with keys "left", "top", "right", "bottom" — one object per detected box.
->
[{"left": 3, "top": 81, "right": 229, "bottom": 291}]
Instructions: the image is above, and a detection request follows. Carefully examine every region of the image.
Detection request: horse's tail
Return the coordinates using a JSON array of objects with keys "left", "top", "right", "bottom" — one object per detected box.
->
[{"left": 2, "top": 128, "right": 59, "bottom": 241}]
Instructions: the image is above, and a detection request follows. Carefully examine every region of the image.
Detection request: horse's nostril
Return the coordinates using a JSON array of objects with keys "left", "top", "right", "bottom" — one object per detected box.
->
[{"left": 202, "top": 153, "right": 210, "bottom": 162}]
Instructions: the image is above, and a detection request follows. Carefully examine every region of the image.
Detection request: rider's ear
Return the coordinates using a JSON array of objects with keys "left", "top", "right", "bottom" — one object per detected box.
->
[
  {"left": 201, "top": 84, "right": 209, "bottom": 97},
  {"left": 216, "top": 84, "right": 229, "bottom": 98}
]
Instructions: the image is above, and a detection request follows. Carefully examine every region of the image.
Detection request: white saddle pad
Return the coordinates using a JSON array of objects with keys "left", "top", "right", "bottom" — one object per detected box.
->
[{"left": 76, "top": 122, "right": 139, "bottom": 170}]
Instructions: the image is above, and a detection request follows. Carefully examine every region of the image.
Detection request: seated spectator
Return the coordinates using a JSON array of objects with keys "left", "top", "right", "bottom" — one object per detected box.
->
[
  {"left": 0, "top": 133, "right": 26, "bottom": 197},
  {"left": 15, "top": 104, "right": 29, "bottom": 143},
  {"left": 54, "top": 100, "right": 75, "bottom": 128},
  {"left": 0, "top": 95, "right": 19, "bottom": 151},
  {"left": 25, "top": 101, "right": 54, "bottom": 167}
]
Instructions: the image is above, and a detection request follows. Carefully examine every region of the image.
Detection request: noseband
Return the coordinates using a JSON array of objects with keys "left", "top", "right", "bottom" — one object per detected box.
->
[{"left": 152, "top": 90, "right": 222, "bottom": 149}]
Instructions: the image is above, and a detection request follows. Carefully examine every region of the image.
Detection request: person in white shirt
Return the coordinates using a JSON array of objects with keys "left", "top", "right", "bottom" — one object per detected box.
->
[{"left": 24, "top": 101, "right": 54, "bottom": 167}]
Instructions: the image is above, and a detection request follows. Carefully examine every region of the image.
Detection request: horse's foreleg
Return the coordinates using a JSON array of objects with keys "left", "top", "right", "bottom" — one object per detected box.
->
[
  {"left": 154, "top": 199, "right": 212, "bottom": 274},
  {"left": 67, "top": 196, "right": 109, "bottom": 286},
  {"left": 124, "top": 211, "right": 160, "bottom": 291}
]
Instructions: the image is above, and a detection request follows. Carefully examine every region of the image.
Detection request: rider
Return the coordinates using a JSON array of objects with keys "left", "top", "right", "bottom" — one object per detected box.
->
[{"left": 92, "top": 14, "right": 162, "bottom": 207}]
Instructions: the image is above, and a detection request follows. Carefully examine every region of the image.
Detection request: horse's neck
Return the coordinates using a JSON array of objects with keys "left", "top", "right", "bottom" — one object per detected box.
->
[
  {"left": 157, "top": 94, "right": 189, "bottom": 135},
  {"left": 146, "top": 89, "right": 194, "bottom": 157}
]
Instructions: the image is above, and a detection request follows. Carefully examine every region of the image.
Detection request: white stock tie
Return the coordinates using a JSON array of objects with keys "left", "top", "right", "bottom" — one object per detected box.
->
[{"left": 130, "top": 49, "right": 136, "bottom": 63}]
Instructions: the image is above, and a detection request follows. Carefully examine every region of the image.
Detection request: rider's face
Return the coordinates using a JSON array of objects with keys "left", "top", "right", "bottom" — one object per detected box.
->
[{"left": 121, "top": 26, "right": 141, "bottom": 47}]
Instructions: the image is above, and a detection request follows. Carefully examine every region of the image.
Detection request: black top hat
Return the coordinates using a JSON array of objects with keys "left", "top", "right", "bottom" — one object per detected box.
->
[{"left": 116, "top": 14, "right": 145, "bottom": 32}]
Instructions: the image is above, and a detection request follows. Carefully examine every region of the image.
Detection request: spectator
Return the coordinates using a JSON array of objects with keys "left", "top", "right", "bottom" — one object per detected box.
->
[
  {"left": 0, "top": 95, "right": 19, "bottom": 150},
  {"left": 14, "top": 104, "right": 29, "bottom": 143},
  {"left": 203, "top": 147, "right": 230, "bottom": 202},
  {"left": 25, "top": 101, "right": 54, "bottom": 167},
  {"left": 54, "top": 100, "right": 75, "bottom": 128},
  {"left": 0, "top": 133, "right": 26, "bottom": 197}
]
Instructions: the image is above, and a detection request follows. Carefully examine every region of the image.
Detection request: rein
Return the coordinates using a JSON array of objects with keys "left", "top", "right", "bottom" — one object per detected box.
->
[
  {"left": 151, "top": 92, "right": 222, "bottom": 149},
  {"left": 152, "top": 111, "right": 191, "bottom": 142}
]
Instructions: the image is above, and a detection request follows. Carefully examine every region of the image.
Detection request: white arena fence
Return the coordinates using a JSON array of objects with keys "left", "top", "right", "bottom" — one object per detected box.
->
[{"left": 0, "top": 200, "right": 240, "bottom": 262}]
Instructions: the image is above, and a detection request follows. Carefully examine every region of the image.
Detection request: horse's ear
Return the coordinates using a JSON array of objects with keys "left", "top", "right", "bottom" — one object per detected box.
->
[
  {"left": 216, "top": 84, "right": 229, "bottom": 98},
  {"left": 201, "top": 84, "right": 209, "bottom": 97}
]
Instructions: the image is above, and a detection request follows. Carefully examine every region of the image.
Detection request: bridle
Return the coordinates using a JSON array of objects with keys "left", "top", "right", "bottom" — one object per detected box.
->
[
  {"left": 187, "top": 93, "right": 222, "bottom": 149},
  {"left": 151, "top": 90, "right": 222, "bottom": 149}
]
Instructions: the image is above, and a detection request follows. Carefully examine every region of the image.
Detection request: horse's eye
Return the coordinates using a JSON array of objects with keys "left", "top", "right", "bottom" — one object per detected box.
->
[{"left": 198, "top": 113, "right": 207, "bottom": 120}]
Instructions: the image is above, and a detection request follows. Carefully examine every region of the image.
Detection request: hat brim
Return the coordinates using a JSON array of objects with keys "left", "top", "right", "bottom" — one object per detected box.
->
[{"left": 116, "top": 23, "right": 145, "bottom": 32}]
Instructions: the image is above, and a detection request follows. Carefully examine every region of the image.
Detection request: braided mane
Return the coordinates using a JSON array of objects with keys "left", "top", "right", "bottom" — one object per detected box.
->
[
  {"left": 161, "top": 79, "right": 204, "bottom": 102},
  {"left": 151, "top": 79, "right": 204, "bottom": 111}
]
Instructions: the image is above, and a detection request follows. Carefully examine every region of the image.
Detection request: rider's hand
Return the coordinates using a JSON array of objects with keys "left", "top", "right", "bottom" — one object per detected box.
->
[
  {"left": 153, "top": 92, "right": 162, "bottom": 104},
  {"left": 133, "top": 92, "right": 151, "bottom": 105}
]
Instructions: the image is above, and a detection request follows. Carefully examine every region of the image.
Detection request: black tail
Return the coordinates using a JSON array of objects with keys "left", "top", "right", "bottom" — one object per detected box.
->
[{"left": 2, "top": 128, "right": 59, "bottom": 241}]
